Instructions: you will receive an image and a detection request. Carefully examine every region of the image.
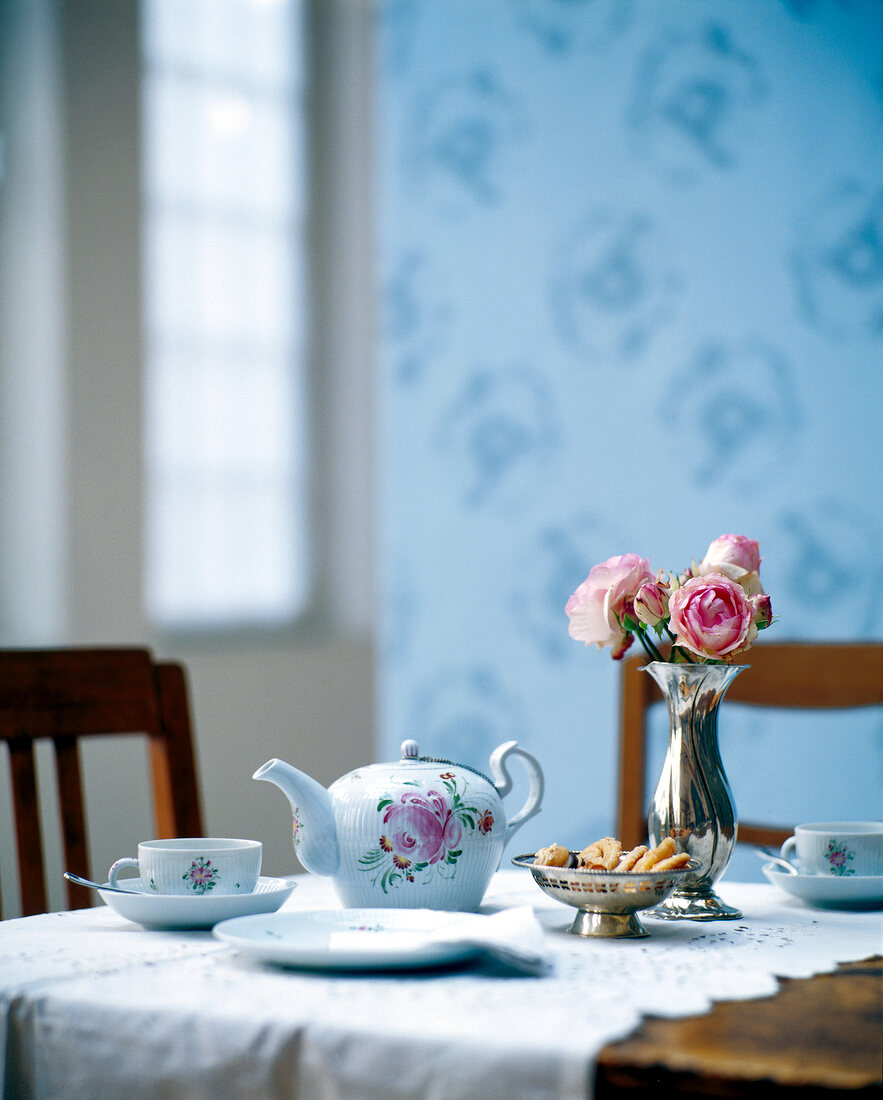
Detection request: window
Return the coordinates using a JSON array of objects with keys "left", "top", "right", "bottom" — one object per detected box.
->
[{"left": 140, "top": 0, "right": 309, "bottom": 629}]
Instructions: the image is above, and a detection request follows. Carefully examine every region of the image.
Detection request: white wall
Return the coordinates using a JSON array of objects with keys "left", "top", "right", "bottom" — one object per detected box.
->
[{"left": 0, "top": 0, "right": 376, "bottom": 916}]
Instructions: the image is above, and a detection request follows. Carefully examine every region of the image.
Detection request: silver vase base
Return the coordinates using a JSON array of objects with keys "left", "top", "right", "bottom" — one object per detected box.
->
[{"left": 650, "top": 888, "right": 742, "bottom": 922}]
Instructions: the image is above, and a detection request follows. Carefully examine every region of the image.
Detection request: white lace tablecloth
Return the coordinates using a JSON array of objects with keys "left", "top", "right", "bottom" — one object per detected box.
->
[{"left": 1, "top": 871, "right": 881, "bottom": 1100}]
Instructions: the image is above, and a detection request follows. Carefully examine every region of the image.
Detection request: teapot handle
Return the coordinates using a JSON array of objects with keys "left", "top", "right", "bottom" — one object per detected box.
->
[{"left": 490, "top": 741, "right": 544, "bottom": 844}]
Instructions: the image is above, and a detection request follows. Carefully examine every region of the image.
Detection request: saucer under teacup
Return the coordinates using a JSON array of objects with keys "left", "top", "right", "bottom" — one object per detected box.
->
[
  {"left": 762, "top": 864, "right": 883, "bottom": 910},
  {"left": 97, "top": 875, "right": 297, "bottom": 930}
]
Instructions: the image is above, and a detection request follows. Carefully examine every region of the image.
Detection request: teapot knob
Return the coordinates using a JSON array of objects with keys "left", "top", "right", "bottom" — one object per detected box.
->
[{"left": 401, "top": 739, "right": 419, "bottom": 759}]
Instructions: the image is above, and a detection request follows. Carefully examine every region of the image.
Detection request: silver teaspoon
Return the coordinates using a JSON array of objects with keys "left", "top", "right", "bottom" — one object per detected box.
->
[
  {"left": 753, "top": 847, "right": 799, "bottom": 875},
  {"left": 63, "top": 871, "right": 141, "bottom": 895}
]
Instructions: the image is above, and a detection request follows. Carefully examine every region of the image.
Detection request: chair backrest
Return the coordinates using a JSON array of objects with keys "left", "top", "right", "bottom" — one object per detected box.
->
[
  {"left": 617, "top": 642, "right": 883, "bottom": 851},
  {"left": 0, "top": 647, "right": 203, "bottom": 917}
]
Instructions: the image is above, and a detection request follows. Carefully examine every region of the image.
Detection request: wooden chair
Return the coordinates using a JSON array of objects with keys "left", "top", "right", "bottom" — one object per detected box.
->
[
  {"left": 0, "top": 647, "right": 203, "bottom": 917},
  {"left": 617, "top": 641, "right": 883, "bottom": 851}
]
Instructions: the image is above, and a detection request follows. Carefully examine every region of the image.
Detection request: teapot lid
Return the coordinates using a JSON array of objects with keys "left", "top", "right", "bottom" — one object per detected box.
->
[{"left": 399, "top": 740, "right": 492, "bottom": 785}]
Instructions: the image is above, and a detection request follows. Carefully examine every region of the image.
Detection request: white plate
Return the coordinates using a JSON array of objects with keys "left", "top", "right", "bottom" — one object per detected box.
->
[
  {"left": 98, "top": 876, "right": 298, "bottom": 930},
  {"left": 762, "top": 864, "right": 883, "bottom": 910},
  {"left": 213, "top": 909, "right": 488, "bottom": 971}
]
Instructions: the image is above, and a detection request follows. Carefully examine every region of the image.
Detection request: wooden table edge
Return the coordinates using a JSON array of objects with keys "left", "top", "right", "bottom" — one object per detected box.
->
[{"left": 594, "top": 956, "right": 883, "bottom": 1098}]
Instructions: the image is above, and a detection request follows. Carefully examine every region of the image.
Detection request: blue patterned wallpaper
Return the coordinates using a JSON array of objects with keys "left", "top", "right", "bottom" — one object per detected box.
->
[{"left": 374, "top": 0, "right": 883, "bottom": 876}]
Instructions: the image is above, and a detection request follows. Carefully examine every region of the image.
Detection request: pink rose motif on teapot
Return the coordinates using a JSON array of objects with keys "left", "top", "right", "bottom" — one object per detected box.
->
[{"left": 358, "top": 775, "right": 495, "bottom": 894}]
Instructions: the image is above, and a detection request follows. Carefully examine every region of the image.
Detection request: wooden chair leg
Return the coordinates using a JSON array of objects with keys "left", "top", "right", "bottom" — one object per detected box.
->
[
  {"left": 8, "top": 740, "right": 48, "bottom": 917},
  {"left": 55, "top": 739, "right": 92, "bottom": 910},
  {"left": 153, "top": 663, "right": 204, "bottom": 837},
  {"left": 618, "top": 663, "right": 650, "bottom": 849}
]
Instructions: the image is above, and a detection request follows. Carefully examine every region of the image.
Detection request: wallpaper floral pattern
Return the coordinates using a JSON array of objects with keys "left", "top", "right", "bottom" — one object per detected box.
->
[{"left": 374, "top": 0, "right": 882, "bottom": 874}]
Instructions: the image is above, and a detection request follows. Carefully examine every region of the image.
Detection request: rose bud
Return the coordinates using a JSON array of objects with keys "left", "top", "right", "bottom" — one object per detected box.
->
[
  {"left": 634, "top": 581, "right": 669, "bottom": 627},
  {"left": 611, "top": 629, "right": 635, "bottom": 660},
  {"left": 752, "top": 593, "right": 773, "bottom": 629}
]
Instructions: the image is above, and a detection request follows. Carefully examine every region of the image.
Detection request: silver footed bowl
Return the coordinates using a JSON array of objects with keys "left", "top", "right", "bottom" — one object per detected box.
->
[{"left": 512, "top": 854, "right": 700, "bottom": 939}]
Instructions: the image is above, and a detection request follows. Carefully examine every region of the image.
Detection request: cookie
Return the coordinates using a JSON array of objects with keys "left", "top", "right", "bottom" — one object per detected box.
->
[
  {"left": 577, "top": 836, "right": 623, "bottom": 871},
  {"left": 614, "top": 845, "right": 649, "bottom": 872},
  {"left": 633, "top": 837, "right": 677, "bottom": 872},
  {"left": 534, "top": 844, "right": 574, "bottom": 868}
]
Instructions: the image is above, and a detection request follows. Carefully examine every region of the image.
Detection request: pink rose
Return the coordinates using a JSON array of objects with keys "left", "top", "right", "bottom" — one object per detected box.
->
[
  {"left": 668, "top": 573, "right": 755, "bottom": 660},
  {"left": 565, "top": 554, "right": 654, "bottom": 649},
  {"left": 383, "top": 791, "right": 462, "bottom": 865},
  {"left": 696, "top": 534, "right": 764, "bottom": 596},
  {"left": 701, "top": 534, "right": 761, "bottom": 573},
  {"left": 634, "top": 581, "right": 669, "bottom": 627}
]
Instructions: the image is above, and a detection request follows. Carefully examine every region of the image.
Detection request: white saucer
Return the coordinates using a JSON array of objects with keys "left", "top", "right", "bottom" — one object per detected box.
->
[
  {"left": 763, "top": 864, "right": 883, "bottom": 910},
  {"left": 98, "top": 876, "right": 298, "bottom": 930},
  {"left": 214, "top": 909, "right": 488, "bottom": 971}
]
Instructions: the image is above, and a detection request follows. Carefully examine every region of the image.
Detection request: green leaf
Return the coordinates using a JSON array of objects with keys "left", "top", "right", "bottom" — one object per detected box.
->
[{"left": 381, "top": 868, "right": 402, "bottom": 893}]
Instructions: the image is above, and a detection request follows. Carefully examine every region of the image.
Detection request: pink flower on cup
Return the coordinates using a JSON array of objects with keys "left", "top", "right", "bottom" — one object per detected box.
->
[
  {"left": 668, "top": 573, "right": 755, "bottom": 660},
  {"left": 183, "top": 857, "right": 219, "bottom": 894},
  {"left": 565, "top": 553, "right": 654, "bottom": 649},
  {"left": 382, "top": 790, "right": 463, "bottom": 866},
  {"left": 696, "top": 534, "right": 764, "bottom": 596}
]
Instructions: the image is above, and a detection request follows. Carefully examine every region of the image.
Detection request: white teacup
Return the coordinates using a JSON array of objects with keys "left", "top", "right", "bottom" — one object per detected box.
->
[
  {"left": 780, "top": 822, "right": 883, "bottom": 878},
  {"left": 109, "top": 838, "right": 262, "bottom": 895}
]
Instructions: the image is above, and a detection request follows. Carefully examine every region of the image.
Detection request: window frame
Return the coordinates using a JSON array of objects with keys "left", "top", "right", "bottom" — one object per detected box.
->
[
  {"left": 139, "top": 0, "right": 313, "bottom": 635},
  {"left": 47, "top": 0, "right": 374, "bottom": 648}
]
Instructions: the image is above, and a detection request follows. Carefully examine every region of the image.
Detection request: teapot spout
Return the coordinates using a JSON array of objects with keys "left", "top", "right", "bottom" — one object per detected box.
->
[{"left": 253, "top": 758, "right": 339, "bottom": 876}]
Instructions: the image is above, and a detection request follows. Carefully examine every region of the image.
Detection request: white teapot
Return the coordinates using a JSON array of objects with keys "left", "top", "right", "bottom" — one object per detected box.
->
[{"left": 254, "top": 739, "right": 544, "bottom": 911}]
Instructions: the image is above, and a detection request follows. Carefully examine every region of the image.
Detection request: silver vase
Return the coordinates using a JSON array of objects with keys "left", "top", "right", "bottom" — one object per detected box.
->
[{"left": 645, "top": 661, "right": 744, "bottom": 921}]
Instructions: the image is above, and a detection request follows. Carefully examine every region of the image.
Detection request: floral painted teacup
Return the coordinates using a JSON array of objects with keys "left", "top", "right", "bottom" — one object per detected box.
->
[
  {"left": 780, "top": 822, "right": 883, "bottom": 878},
  {"left": 109, "top": 838, "right": 262, "bottom": 895}
]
